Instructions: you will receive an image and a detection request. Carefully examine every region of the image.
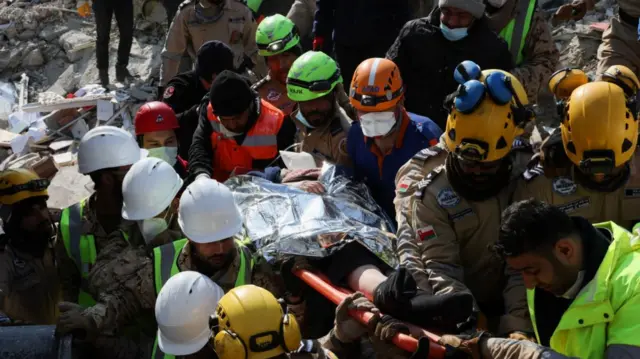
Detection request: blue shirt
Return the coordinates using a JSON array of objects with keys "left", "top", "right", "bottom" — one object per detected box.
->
[{"left": 347, "top": 111, "right": 443, "bottom": 223}]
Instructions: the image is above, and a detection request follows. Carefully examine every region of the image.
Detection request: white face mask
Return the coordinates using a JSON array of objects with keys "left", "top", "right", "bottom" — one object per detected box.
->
[
  {"left": 359, "top": 111, "right": 397, "bottom": 137},
  {"left": 138, "top": 218, "right": 169, "bottom": 245},
  {"left": 218, "top": 119, "right": 243, "bottom": 137},
  {"left": 487, "top": 0, "right": 508, "bottom": 7},
  {"left": 147, "top": 146, "right": 178, "bottom": 166}
]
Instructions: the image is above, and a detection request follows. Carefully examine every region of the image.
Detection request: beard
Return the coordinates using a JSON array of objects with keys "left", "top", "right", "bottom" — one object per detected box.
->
[{"left": 193, "top": 248, "right": 236, "bottom": 277}]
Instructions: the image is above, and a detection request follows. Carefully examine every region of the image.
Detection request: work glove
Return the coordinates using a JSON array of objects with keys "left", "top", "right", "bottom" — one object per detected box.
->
[
  {"left": 553, "top": 0, "right": 592, "bottom": 24},
  {"left": 438, "top": 332, "right": 490, "bottom": 359},
  {"left": 56, "top": 302, "right": 98, "bottom": 340},
  {"left": 77, "top": 0, "right": 91, "bottom": 17},
  {"left": 334, "top": 292, "right": 378, "bottom": 344},
  {"left": 372, "top": 315, "right": 409, "bottom": 342},
  {"left": 280, "top": 256, "right": 312, "bottom": 299},
  {"left": 373, "top": 267, "right": 416, "bottom": 319}
]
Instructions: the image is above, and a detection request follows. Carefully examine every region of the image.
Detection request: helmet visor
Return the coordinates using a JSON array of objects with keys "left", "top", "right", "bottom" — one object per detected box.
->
[
  {"left": 0, "top": 179, "right": 49, "bottom": 197},
  {"left": 287, "top": 70, "right": 341, "bottom": 93}
]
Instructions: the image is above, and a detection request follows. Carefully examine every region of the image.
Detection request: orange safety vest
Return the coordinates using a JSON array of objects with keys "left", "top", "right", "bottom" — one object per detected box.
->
[{"left": 207, "top": 99, "right": 285, "bottom": 182}]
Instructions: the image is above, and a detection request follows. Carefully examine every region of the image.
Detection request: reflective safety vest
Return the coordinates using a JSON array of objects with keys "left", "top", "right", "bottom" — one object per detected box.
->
[
  {"left": 207, "top": 99, "right": 285, "bottom": 182},
  {"left": 60, "top": 199, "right": 129, "bottom": 307},
  {"left": 527, "top": 222, "right": 640, "bottom": 359},
  {"left": 150, "top": 238, "right": 255, "bottom": 359},
  {"left": 499, "top": 0, "right": 536, "bottom": 65}
]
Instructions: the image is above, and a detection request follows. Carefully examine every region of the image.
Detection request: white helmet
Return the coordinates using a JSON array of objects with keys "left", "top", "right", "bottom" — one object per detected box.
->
[
  {"left": 156, "top": 271, "right": 224, "bottom": 356},
  {"left": 78, "top": 126, "right": 146, "bottom": 174},
  {"left": 178, "top": 178, "right": 243, "bottom": 243},
  {"left": 121, "top": 157, "right": 184, "bottom": 220}
]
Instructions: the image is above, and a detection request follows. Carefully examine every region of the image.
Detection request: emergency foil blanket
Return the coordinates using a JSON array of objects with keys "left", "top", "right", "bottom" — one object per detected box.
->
[{"left": 225, "top": 166, "right": 398, "bottom": 267}]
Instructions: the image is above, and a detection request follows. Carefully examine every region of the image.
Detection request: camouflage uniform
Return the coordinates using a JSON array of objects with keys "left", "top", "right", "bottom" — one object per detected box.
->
[
  {"left": 595, "top": 0, "right": 640, "bottom": 76},
  {"left": 294, "top": 104, "right": 353, "bottom": 167},
  {"left": 393, "top": 141, "right": 532, "bottom": 335},
  {"left": 486, "top": 0, "right": 559, "bottom": 103},
  {"left": 83, "top": 236, "right": 284, "bottom": 333},
  {"left": 0, "top": 242, "right": 60, "bottom": 324},
  {"left": 160, "top": 0, "right": 267, "bottom": 85},
  {"left": 513, "top": 152, "right": 640, "bottom": 230}
]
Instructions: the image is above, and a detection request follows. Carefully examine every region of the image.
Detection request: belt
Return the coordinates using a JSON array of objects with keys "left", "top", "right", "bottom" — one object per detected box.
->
[{"left": 618, "top": 7, "right": 639, "bottom": 28}]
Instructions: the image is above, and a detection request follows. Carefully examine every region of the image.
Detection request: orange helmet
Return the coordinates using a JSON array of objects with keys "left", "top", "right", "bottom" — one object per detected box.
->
[{"left": 349, "top": 58, "right": 404, "bottom": 112}]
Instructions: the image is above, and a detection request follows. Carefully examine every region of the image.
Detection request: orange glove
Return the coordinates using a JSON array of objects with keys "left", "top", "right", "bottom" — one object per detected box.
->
[{"left": 77, "top": 1, "right": 91, "bottom": 17}]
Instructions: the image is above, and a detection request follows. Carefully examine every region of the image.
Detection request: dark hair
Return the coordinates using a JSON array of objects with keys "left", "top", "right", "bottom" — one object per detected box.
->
[{"left": 494, "top": 199, "right": 576, "bottom": 257}]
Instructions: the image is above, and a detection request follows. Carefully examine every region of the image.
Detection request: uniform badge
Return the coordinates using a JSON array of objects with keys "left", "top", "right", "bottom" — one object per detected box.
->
[
  {"left": 558, "top": 198, "right": 590, "bottom": 213},
  {"left": 397, "top": 178, "right": 412, "bottom": 193},
  {"left": 156, "top": 115, "right": 164, "bottom": 123},
  {"left": 417, "top": 225, "right": 437, "bottom": 242},
  {"left": 552, "top": 177, "right": 577, "bottom": 196},
  {"left": 163, "top": 86, "right": 175, "bottom": 99},
  {"left": 267, "top": 89, "right": 281, "bottom": 102},
  {"left": 625, "top": 188, "right": 640, "bottom": 198},
  {"left": 437, "top": 188, "right": 460, "bottom": 208}
]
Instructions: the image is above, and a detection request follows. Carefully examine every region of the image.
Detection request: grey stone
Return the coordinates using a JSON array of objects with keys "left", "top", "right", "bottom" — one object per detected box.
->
[
  {"left": 59, "top": 30, "right": 95, "bottom": 62},
  {"left": 22, "top": 48, "right": 44, "bottom": 68},
  {"left": 0, "top": 47, "right": 24, "bottom": 71},
  {"left": 39, "top": 24, "right": 69, "bottom": 42},
  {"left": 47, "top": 165, "right": 93, "bottom": 210},
  {"left": 17, "top": 30, "right": 36, "bottom": 41}
]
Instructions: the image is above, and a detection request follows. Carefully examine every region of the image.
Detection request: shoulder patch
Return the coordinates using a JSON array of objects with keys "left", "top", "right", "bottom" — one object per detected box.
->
[
  {"left": 413, "top": 146, "right": 443, "bottom": 162},
  {"left": 523, "top": 163, "right": 544, "bottom": 181},
  {"left": 436, "top": 187, "right": 461, "bottom": 208},
  {"left": 552, "top": 177, "right": 577, "bottom": 196},
  {"left": 414, "top": 166, "right": 444, "bottom": 199},
  {"left": 417, "top": 225, "right": 437, "bottom": 242},
  {"left": 163, "top": 86, "right": 175, "bottom": 99}
]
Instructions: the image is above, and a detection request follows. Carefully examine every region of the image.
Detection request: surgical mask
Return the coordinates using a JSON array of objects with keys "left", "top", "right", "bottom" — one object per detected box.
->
[
  {"left": 359, "top": 111, "right": 396, "bottom": 137},
  {"left": 487, "top": 0, "right": 508, "bottom": 7},
  {"left": 138, "top": 218, "right": 169, "bottom": 245},
  {"left": 560, "top": 270, "right": 585, "bottom": 299},
  {"left": 219, "top": 121, "right": 243, "bottom": 137},
  {"left": 295, "top": 110, "right": 315, "bottom": 129},
  {"left": 147, "top": 146, "right": 178, "bottom": 166},
  {"left": 440, "top": 23, "right": 469, "bottom": 41}
]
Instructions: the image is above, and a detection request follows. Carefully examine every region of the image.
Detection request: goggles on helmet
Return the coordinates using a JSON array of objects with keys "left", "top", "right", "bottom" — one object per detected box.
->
[
  {"left": 0, "top": 179, "right": 50, "bottom": 197},
  {"left": 453, "top": 72, "right": 516, "bottom": 114},
  {"left": 602, "top": 69, "right": 639, "bottom": 97},
  {"left": 257, "top": 30, "right": 297, "bottom": 54},
  {"left": 454, "top": 139, "right": 490, "bottom": 162},
  {"left": 579, "top": 149, "right": 616, "bottom": 175},
  {"left": 287, "top": 70, "right": 341, "bottom": 92},
  {"left": 351, "top": 86, "right": 404, "bottom": 107}
]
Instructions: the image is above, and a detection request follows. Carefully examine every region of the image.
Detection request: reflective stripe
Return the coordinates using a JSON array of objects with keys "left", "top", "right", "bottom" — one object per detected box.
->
[
  {"left": 153, "top": 239, "right": 187, "bottom": 294},
  {"left": 242, "top": 135, "right": 277, "bottom": 147},
  {"left": 68, "top": 202, "right": 87, "bottom": 274},
  {"left": 235, "top": 243, "right": 254, "bottom": 287},
  {"left": 368, "top": 58, "right": 382, "bottom": 86},
  {"left": 152, "top": 336, "right": 174, "bottom": 359},
  {"left": 499, "top": 0, "right": 536, "bottom": 65},
  {"left": 210, "top": 121, "right": 221, "bottom": 133}
]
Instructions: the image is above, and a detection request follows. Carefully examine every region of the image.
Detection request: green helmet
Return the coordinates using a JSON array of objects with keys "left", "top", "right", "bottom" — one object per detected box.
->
[
  {"left": 256, "top": 14, "right": 300, "bottom": 57},
  {"left": 286, "top": 51, "right": 343, "bottom": 102},
  {"left": 246, "top": 0, "right": 263, "bottom": 13}
]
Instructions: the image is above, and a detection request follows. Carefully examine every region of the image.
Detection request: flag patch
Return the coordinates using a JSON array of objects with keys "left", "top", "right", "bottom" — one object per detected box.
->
[
  {"left": 417, "top": 225, "right": 437, "bottom": 242},
  {"left": 397, "top": 178, "right": 411, "bottom": 193}
]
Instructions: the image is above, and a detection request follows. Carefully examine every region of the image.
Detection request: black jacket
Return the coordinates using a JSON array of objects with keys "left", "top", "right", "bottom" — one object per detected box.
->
[
  {"left": 386, "top": 9, "right": 514, "bottom": 129},
  {"left": 162, "top": 70, "right": 208, "bottom": 161},
  {"left": 188, "top": 97, "right": 297, "bottom": 180}
]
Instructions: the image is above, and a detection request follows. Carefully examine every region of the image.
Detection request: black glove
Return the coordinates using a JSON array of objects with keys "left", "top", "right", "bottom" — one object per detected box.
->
[
  {"left": 373, "top": 267, "right": 416, "bottom": 319},
  {"left": 409, "top": 291, "right": 474, "bottom": 333},
  {"left": 409, "top": 337, "right": 431, "bottom": 359}
]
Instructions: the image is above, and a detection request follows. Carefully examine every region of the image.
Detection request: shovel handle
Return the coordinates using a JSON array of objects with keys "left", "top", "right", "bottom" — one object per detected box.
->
[{"left": 293, "top": 269, "right": 446, "bottom": 359}]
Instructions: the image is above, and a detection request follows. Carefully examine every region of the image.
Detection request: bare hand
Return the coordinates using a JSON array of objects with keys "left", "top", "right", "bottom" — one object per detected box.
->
[{"left": 295, "top": 181, "right": 326, "bottom": 194}]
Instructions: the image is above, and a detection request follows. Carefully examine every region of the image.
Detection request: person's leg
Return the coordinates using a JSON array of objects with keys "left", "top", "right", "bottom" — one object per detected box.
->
[
  {"left": 596, "top": 18, "right": 640, "bottom": 77},
  {"left": 346, "top": 264, "right": 388, "bottom": 296},
  {"left": 334, "top": 43, "right": 361, "bottom": 90},
  {"left": 114, "top": 0, "right": 135, "bottom": 78},
  {"left": 93, "top": 0, "right": 113, "bottom": 84}
]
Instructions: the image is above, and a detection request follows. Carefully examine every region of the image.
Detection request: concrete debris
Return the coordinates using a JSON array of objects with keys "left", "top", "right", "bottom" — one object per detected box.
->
[
  {"left": 59, "top": 30, "right": 94, "bottom": 62},
  {"left": 22, "top": 48, "right": 45, "bottom": 68}
]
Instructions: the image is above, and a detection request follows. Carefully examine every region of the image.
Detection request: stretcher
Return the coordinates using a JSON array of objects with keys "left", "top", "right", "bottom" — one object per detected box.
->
[{"left": 294, "top": 269, "right": 447, "bottom": 359}]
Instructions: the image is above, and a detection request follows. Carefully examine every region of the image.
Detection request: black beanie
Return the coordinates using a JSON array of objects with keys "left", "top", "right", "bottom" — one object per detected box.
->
[
  {"left": 195, "top": 41, "right": 235, "bottom": 81},
  {"left": 209, "top": 70, "right": 255, "bottom": 116}
]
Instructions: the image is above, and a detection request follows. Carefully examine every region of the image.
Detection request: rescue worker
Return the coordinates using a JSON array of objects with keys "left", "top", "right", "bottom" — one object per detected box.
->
[
  {"left": 460, "top": 198, "right": 640, "bottom": 358},
  {"left": 94, "top": 0, "right": 134, "bottom": 86},
  {"left": 189, "top": 70, "right": 296, "bottom": 182},
  {"left": 161, "top": 41, "right": 236, "bottom": 161},
  {"left": 155, "top": 271, "right": 225, "bottom": 358},
  {"left": 135, "top": 101, "right": 188, "bottom": 178},
  {"left": 55, "top": 126, "right": 144, "bottom": 307},
  {"left": 160, "top": 0, "right": 267, "bottom": 86},
  {"left": 312, "top": 0, "right": 410, "bottom": 88},
  {"left": 553, "top": 0, "right": 640, "bottom": 76},
  {"left": 514, "top": 76, "right": 640, "bottom": 229},
  {"left": 485, "top": 0, "right": 559, "bottom": 102},
  {"left": 347, "top": 58, "right": 443, "bottom": 222},
  {"left": 386, "top": 0, "right": 514, "bottom": 129},
  {"left": 286, "top": 51, "right": 353, "bottom": 167},
  {"left": 286, "top": 0, "right": 314, "bottom": 48},
  {"left": 0, "top": 169, "right": 59, "bottom": 325},
  {"left": 65, "top": 179, "right": 285, "bottom": 359},
  {"left": 163, "top": 0, "right": 182, "bottom": 26},
  {"left": 121, "top": 157, "right": 184, "bottom": 248},
  {"left": 254, "top": 14, "right": 304, "bottom": 116},
  {"left": 393, "top": 67, "right": 534, "bottom": 338}
]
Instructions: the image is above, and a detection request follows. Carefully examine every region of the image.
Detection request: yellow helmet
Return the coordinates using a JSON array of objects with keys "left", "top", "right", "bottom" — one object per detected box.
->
[
  {"left": 0, "top": 169, "right": 49, "bottom": 205},
  {"left": 213, "top": 285, "right": 301, "bottom": 359},
  {"left": 601, "top": 65, "right": 640, "bottom": 98},
  {"left": 444, "top": 70, "right": 533, "bottom": 162},
  {"left": 548, "top": 68, "right": 590, "bottom": 100},
  {"left": 561, "top": 82, "right": 638, "bottom": 173}
]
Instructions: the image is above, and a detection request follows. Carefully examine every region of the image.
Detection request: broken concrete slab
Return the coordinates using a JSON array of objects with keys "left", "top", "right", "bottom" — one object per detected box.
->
[
  {"left": 39, "top": 23, "right": 69, "bottom": 42},
  {"left": 47, "top": 164, "right": 92, "bottom": 209},
  {"left": 59, "top": 30, "right": 94, "bottom": 62},
  {"left": 22, "top": 48, "right": 45, "bottom": 68}
]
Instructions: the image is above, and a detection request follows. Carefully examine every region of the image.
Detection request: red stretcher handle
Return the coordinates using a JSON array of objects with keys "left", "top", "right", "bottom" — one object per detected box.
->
[{"left": 293, "top": 269, "right": 446, "bottom": 359}]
